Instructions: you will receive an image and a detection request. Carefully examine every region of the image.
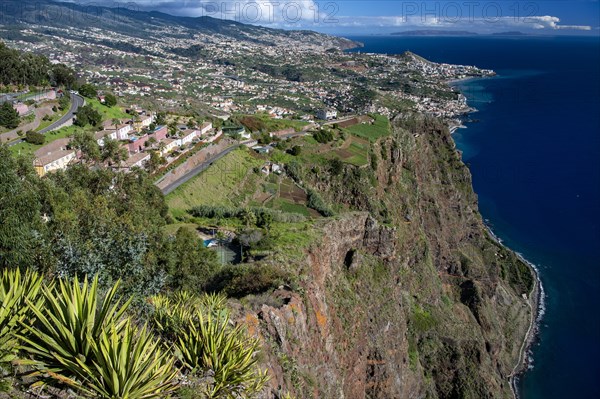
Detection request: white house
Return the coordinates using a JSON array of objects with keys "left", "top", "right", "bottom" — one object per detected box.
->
[
  {"left": 200, "top": 122, "right": 213, "bottom": 135},
  {"left": 180, "top": 129, "right": 198, "bottom": 146},
  {"left": 95, "top": 130, "right": 119, "bottom": 146},
  {"left": 115, "top": 124, "right": 132, "bottom": 140},
  {"left": 160, "top": 138, "right": 180, "bottom": 156},
  {"left": 137, "top": 114, "right": 155, "bottom": 130},
  {"left": 316, "top": 108, "right": 337, "bottom": 120},
  {"left": 34, "top": 150, "right": 77, "bottom": 177},
  {"left": 122, "top": 152, "right": 151, "bottom": 171}
]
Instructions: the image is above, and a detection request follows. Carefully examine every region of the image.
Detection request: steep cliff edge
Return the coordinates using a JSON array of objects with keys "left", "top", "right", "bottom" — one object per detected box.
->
[{"left": 241, "top": 116, "right": 537, "bottom": 399}]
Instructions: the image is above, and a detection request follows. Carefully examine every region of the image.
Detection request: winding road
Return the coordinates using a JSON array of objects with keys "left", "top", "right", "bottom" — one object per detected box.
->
[{"left": 4, "top": 92, "right": 84, "bottom": 147}]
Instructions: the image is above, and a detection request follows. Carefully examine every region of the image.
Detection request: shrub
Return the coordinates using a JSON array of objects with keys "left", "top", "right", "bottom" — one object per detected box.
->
[
  {"left": 313, "top": 129, "right": 334, "bottom": 143},
  {"left": 306, "top": 189, "right": 334, "bottom": 217},
  {"left": 18, "top": 276, "right": 178, "bottom": 399},
  {"left": 151, "top": 292, "right": 268, "bottom": 399},
  {"left": 24, "top": 130, "right": 45, "bottom": 145},
  {"left": 0, "top": 269, "right": 44, "bottom": 365},
  {"left": 207, "top": 264, "right": 290, "bottom": 298}
]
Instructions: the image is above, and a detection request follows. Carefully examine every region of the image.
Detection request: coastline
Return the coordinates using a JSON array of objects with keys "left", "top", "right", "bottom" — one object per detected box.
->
[
  {"left": 448, "top": 76, "right": 543, "bottom": 399},
  {"left": 484, "top": 225, "right": 543, "bottom": 399}
]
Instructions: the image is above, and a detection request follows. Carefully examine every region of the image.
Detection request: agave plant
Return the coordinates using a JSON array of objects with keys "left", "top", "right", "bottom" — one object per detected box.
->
[
  {"left": 70, "top": 321, "right": 178, "bottom": 399},
  {"left": 0, "top": 268, "right": 44, "bottom": 364},
  {"left": 18, "top": 275, "right": 179, "bottom": 398},
  {"left": 175, "top": 311, "right": 269, "bottom": 399},
  {"left": 18, "top": 275, "right": 131, "bottom": 377}
]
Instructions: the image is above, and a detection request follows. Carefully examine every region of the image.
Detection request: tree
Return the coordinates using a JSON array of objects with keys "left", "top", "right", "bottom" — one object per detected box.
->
[
  {"left": 103, "top": 92, "right": 117, "bottom": 107},
  {"left": 101, "top": 137, "right": 127, "bottom": 166},
  {"left": 288, "top": 145, "right": 302, "bottom": 156},
  {"left": 186, "top": 119, "right": 195, "bottom": 129},
  {"left": 58, "top": 95, "right": 70, "bottom": 111},
  {"left": 50, "top": 63, "right": 76, "bottom": 88},
  {"left": 74, "top": 105, "right": 102, "bottom": 127},
  {"left": 24, "top": 131, "right": 45, "bottom": 145},
  {"left": 71, "top": 130, "right": 100, "bottom": 163},
  {"left": 0, "top": 146, "right": 46, "bottom": 269},
  {"left": 146, "top": 150, "right": 164, "bottom": 173},
  {"left": 78, "top": 83, "right": 97, "bottom": 98},
  {"left": 0, "top": 102, "right": 20, "bottom": 129},
  {"left": 165, "top": 227, "right": 219, "bottom": 293}
]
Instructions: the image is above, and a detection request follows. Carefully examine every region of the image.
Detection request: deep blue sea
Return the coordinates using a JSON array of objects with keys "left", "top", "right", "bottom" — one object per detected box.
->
[{"left": 348, "top": 35, "right": 600, "bottom": 398}]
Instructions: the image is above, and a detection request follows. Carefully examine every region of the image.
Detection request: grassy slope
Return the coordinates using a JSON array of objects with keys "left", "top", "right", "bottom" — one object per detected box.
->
[{"left": 166, "top": 149, "right": 264, "bottom": 218}]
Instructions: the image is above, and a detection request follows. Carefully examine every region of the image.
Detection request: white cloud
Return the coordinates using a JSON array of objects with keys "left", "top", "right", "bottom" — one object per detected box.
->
[{"left": 55, "top": 1, "right": 593, "bottom": 32}]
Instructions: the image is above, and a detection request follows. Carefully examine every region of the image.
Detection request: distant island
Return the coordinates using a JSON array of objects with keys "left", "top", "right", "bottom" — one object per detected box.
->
[
  {"left": 391, "top": 30, "right": 478, "bottom": 36},
  {"left": 391, "top": 30, "right": 528, "bottom": 37}
]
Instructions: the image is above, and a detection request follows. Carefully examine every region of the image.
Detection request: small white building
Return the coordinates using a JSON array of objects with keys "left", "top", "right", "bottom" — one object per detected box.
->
[
  {"left": 200, "top": 122, "right": 213, "bottom": 135},
  {"left": 160, "top": 138, "right": 180, "bottom": 156},
  {"left": 115, "top": 124, "right": 132, "bottom": 140},
  {"left": 316, "top": 108, "right": 337, "bottom": 121},
  {"left": 122, "top": 152, "right": 151, "bottom": 171},
  {"left": 95, "top": 130, "right": 119, "bottom": 146},
  {"left": 180, "top": 129, "right": 198, "bottom": 146},
  {"left": 34, "top": 150, "right": 77, "bottom": 177}
]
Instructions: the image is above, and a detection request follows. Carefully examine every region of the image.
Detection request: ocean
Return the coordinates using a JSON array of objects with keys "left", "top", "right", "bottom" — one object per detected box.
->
[{"left": 347, "top": 35, "right": 600, "bottom": 398}]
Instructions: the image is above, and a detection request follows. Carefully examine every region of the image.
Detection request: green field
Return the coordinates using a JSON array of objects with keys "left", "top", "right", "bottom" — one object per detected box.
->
[
  {"left": 87, "top": 98, "right": 130, "bottom": 120},
  {"left": 344, "top": 114, "right": 390, "bottom": 141},
  {"left": 10, "top": 125, "right": 82, "bottom": 157},
  {"left": 166, "top": 149, "right": 264, "bottom": 218}
]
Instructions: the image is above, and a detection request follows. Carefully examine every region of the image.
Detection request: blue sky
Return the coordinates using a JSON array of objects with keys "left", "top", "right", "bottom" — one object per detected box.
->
[{"left": 62, "top": 1, "right": 600, "bottom": 34}]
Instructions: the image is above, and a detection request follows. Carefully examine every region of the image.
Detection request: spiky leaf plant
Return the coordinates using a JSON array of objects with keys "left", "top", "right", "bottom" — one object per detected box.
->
[
  {"left": 175, "top": 310, "right": 268, "bottom": 399},
  {"left": 0, "top": 269, "right": 44, "bottom": 364},
  {"left": 73, "top": 321, "right": 178, "bottom": 399},
  {"left": 18, "top": 275, "right": 131, "bottom": 377}
]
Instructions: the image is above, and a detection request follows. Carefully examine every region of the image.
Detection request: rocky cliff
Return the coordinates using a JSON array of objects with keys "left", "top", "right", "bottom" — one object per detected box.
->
[{"left": 240, "top": 116, "right": 537, "bottom": 399}]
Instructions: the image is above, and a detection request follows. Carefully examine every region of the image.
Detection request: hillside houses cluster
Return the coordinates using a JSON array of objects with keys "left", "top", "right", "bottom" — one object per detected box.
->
[{"left": 33, "top": 109, "right": 216, "bottom": 177}]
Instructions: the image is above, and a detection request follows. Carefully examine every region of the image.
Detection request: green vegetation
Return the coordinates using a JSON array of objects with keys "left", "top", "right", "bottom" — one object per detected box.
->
[
  {"left": 24, "top": 130, "right": 45, "bottom": 145},
  {"left": 74, "top": 104, "right": 102, "bottom": 127},
  {"left": 0, "top": 102, "right": 19, "bottom": 129},
  {"left": 166, "top": 149, "right": 263, "bottom": 217},
  {"left": 78, "top": 83, "right": 98, "bottom": 98},
  {"left": 344, "top": 114, "right": 390, "bottom": 141},
  {"left": 0, "top": 42, "right": 75, "bottom": 87},
  {"left": 103, "top": 92, "right": 117, "bottom": 107},
  {"left": 9, "top": 125, "right": 80, "bottom": 157},
  {"left": 88, "top": 98, "right": 130, "bottom": 120},
  {"left": 0, "top": 270, "right": 269, "bottom": 398}
]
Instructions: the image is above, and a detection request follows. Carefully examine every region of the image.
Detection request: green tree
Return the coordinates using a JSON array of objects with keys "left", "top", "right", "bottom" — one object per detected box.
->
[
  {"left": 101, "top": 137, "right": 127, "bottom": 166},
  {"left": 0, "top": 146, "right": 46, "bottom": 269},
  {"left": 165, "top": 227, "right": 219, "bottom": 293},
  {"left": 78, "top": 83, "right": 98, "bottom": 98},
  {"left": 74, "top": 104, "right": 102, "bottom": 127},
  {"left": 0, "top": 102, "right": 20, "bottom": 129},
  {"left": 71, "top": 130, "right": 101, "bottom": 163},
  {"left": 103, "top": 92, "right": 117, "bottom": 107},
  {"left": 24, "top": 131, "right": 45, "bottom": 145},
  {"left": 58, "top": 95, "right": 70, "bottom": 111}
]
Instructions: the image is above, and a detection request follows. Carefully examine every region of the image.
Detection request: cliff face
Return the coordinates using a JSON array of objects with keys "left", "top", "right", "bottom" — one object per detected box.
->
[{"left": 245, "top": 118, "right": 535, "bottom": 399}]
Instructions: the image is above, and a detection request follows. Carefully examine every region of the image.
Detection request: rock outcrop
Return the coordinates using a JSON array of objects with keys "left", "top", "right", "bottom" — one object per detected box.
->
[{"left": 243, "top": 118, "right": 536, "bottom": 399}]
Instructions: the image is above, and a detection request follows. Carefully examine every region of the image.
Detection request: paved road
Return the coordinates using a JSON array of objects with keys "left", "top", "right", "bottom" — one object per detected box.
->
[
  {"left": 158, "top": 130, "right": 312, "bottom": 195},
  {"left": 159, "top": 144, "right": 242, "bottom": 195},
  {"left": 39, "top": 93, "right": 84, "bottom": 134},
  {"left": 6, "top": 93, "right": 84, "bottom": 147},
  {"left": 1, "top": 106, "right": 53, "bottom": 144}
]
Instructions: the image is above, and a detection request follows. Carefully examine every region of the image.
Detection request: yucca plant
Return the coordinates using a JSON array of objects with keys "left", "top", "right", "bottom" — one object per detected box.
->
[
  {"left": 18, "top": 275, "right": 131, "bottom": 378},
  {"left": 175, "top": 311, "right": 269, "bottom": 399},
  {"left": 0, "top": 268, "right": 44, "bottom": 364},
  {"left": 68, "top": 321, "right": 178, "bottom": 399},
  {"left": 18, "top": 275, "right": 179, "bottom": 398}
]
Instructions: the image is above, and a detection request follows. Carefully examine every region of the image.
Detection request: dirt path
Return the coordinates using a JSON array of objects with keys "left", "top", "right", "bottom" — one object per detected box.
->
[{"left": 0, "top": 105, "right": 54, "bottom": 143}]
